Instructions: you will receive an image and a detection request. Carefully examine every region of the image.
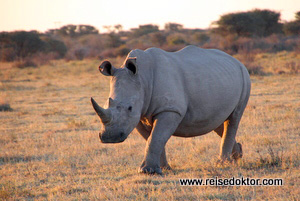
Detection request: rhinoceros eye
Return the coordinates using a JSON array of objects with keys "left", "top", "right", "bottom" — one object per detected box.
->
[{"left": 128, "top": 106, "right": 132, "bottom": 112}]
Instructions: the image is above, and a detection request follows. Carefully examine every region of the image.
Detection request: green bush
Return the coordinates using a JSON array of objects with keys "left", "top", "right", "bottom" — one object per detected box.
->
[
  {"left": 13, "top": 58, "right": 37, "bottom": 68},
  {"left": 214, "top": 9, "right": 282, "bottom": 37},
  {"left": 0, "top": 31, "right": 44, "bottom": 59},
  {"left": 283, "top": 12, "right": 300, "bottom": 36},
  {"left": 105, "top": 33, "right": 124, "bottom": 48},
  {"left": 193, "top": 33, "right": 210, "bottom": 45},
  {"left": 115, "top": 45, "right": 131, "bottom": 57},
  {"left": 167, "top": 34, "right": 186, "bottom": 46},
  {"left": 43, "top": 37, "right": 67, "bottom": 58},
  {"left": 150, "top": 32, "right": 166, "bottom": 46},
  {"left": 0, "top": 31, "right": 67, "bottom": 62}
]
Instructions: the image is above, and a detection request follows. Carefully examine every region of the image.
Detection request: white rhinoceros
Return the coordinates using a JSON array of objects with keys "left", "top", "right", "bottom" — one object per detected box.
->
[{"left": 91, "top": 45, "right": 251, "bottom": 174}]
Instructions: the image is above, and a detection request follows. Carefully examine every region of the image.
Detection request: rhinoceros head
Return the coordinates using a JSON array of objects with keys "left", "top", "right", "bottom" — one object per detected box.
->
[{"left": 91, "top": 58, "right": 142, "bottom": 143}]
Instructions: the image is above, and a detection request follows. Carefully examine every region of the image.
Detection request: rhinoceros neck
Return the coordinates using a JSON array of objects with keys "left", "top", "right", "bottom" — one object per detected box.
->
[{"left": 128, "top": 49, "right": 154, "bottom": 118}]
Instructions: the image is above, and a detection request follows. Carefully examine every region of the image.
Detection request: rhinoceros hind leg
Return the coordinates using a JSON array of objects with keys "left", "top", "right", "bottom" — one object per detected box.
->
[
  {"left": 214, "top": 122, "right": 243, "bottom": 161},
  {"left": 232, "top": 142, "right": 243, "bottom": 160}
]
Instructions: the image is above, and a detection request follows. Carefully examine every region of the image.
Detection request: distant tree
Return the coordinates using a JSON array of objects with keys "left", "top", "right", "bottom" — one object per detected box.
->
[
  {"left": 58, "top": 25, "right": 77, "bottom": 37},
  {"left": 297, "top": 11, "right": 300, "bottom": 21},
  {"left": 114, "top": 24, "right": 123, "bottom": 33},
  {"left": 0, "top": 31, "right": 68, "bottom": 61},
  {"left": 12, "top": 31, "right": 46, "bottom": 58},
  {"left": 103, "top": 25, "right": 113, "bottom": 33},
  {"left": 283, "top": 11, "right": 300, "bottom": 36},
  {"left": 42, "top": 37, "right": 67, "bottom": 58},
  {"left": 165, "top": 23, "right": 183, "bottom": 32},
  {"left": 1, "top": 31, "right": 45, "bottom": 59},
  {"left": 252, "top": 9, "right": 283, "bottom": 36},
  {"left": 0, "top": 32, "right": 17, "bottom": 61},
  {"left": 56, "top": 25, "right": 98, "bottom": 37},
  {"left": 76, "top": 25, "right": 99, "bottom": 35},
  {"left": 214, "top": 9, "right": 282, "bottom": 37},
  {"left": 150, "top": 32, "right": 166, "bottom": 46},
  {"left": 131, "top": 24, "right": 159, "bottom": 37},
  {"left": 103, "top": 24, "right": 123, "bottom": 33}
]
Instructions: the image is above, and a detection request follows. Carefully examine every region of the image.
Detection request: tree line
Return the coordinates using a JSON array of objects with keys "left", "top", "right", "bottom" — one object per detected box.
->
[
  {"left": 214, "top": 9, "right": 300, "bottom": 37},
  {"left": 0, "top": 9, "right": 299, "bottom": 67}
]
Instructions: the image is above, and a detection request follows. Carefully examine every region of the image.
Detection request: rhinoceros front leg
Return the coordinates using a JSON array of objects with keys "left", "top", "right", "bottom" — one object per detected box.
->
[
  {"left": 138, "top": 112, "right": 182, "bottom": 174},
  {"left": 136, "top": 122, "right": 171, "bottom": 170}
]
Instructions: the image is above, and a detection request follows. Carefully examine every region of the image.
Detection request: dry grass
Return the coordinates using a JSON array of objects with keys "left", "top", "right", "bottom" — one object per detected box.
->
[
  {"left": 235, "top": 51, "right": 300, "bottom": 75},
  {"left": 0, "top": 53, "right": 299, "bottom": 200}
]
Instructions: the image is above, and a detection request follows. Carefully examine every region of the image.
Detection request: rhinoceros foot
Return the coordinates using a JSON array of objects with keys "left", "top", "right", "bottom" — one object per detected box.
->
[
  {"left": 216, "top": 142, "right": 243, "bottom": 166},
  {"left": 138, "top": 166, "right": 162, "bottom": 175},
  {"left": 232, "top": 142, "right": 243, "bottom": 160}
]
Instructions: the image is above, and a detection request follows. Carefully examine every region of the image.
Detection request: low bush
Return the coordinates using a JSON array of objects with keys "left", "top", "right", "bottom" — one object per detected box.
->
[
  {"left": 13, "top": 59, "right": 37, "bottom": 68},
  {"left": 0, "top": 104, "right": 13, "bottom": 111}
]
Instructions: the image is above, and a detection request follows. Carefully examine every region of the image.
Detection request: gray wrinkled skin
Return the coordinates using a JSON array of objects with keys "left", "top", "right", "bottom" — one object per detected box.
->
[{"left": 91, "top": 45, "right": 251, "bottom": 175}]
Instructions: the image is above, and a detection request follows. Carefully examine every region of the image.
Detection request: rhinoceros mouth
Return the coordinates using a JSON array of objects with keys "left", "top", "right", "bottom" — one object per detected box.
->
[{"left": 99, "top": 132, "right": 127, "bottom": 143}]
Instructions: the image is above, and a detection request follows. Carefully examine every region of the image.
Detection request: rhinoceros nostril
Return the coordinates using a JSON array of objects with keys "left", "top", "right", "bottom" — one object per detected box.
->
[{"left": 120, "top": 132, "right": 125, "bottom": 138}]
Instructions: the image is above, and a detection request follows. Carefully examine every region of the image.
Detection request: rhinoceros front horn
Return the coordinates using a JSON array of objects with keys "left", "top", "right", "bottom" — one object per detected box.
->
[{"left": 91, "top": 97, "right": 112, "bottom": 123}]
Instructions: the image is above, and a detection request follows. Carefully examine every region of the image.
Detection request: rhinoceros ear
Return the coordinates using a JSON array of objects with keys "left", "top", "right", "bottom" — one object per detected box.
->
[
  {"left": 125, "top": 57, "right": 138, "bottom": 75},
  {"left": 99, "top": 60, "right": 116, "bottom": 76}
]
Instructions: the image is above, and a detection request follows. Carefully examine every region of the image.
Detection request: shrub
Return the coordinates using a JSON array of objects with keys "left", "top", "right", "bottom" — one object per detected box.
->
[
  {"left": 167, "top": 34, "right": 186, "bottom": 46},
  {"left": 98, "top": 48, "right": 116, "bottom": 59},
  {"left": 0, "top": 47, "right": 16, "bottom": 62},
  {"left": 246, "top": 65, "right": 265, "bottom": 75},
  {"left": 74, "top": 48, "right": 87, "bottom": 60},
  {"left": 150, "top": 32, "right": 167, "bottom": 47},
  {"left": 43, "top": 37, "right": 67, "bottom": 58},
  {"left": 193, "top": 33, "right": 210, "bottom": 45},
  {"left": 236, "top": 52, "right": 265, "bottom": 75},
  {"left": 104, "top": 33, "right": 123, "bottom": 48},
  {"left": 10, "top": 31, "right": 45, "bottom": 58},
  {"left": 284, "top": 21, "right": 300, "bottom": 36},
  {"left": 0, "top": 104, "right": 13, "bottom": 112},
  {"left": 284, "top": 61, "right": 299, "bottom": 74},
  {"left": 13, "top": 58, "right": 37, "bottom": 68},
  {"left": 31, "top": 52, "right": 58, "bottom": 66},
  {"left": 115, "top": 45, "right": 131, "bottom": 57}
]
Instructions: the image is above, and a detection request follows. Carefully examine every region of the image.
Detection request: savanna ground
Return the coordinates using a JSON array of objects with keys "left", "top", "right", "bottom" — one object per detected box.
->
[{"left": 0, "top": 51, "right": 299, "bottom": 200}]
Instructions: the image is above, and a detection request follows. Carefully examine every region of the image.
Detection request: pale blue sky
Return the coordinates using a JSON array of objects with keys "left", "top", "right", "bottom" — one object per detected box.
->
[{"left": 0, "top": 0, "right": 299, "bottom": 32}]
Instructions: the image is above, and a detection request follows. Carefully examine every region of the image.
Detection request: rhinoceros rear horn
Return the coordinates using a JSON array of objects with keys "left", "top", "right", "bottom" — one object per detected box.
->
[{"left": 91, "top": 97, "right": 112, "bottom": 123}]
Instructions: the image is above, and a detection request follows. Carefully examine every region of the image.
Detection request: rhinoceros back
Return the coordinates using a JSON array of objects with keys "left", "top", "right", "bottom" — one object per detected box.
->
[{"left": 130, "top": 46, "right": 250, "bottom": 136}]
